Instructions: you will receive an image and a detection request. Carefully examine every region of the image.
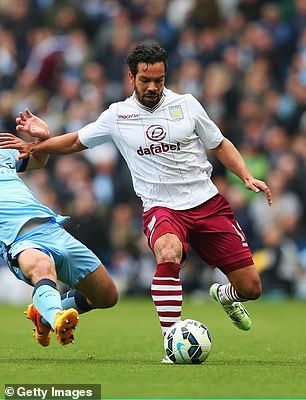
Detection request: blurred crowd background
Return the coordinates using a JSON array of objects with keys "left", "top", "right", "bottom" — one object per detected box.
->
[{"left": 0, "top": 0, "right": 306, "bottom": 302}]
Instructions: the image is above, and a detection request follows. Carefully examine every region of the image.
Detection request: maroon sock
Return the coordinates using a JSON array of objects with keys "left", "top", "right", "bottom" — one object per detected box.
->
[{"left": 151, "top": 262, "right": 182, "bottom": 335}]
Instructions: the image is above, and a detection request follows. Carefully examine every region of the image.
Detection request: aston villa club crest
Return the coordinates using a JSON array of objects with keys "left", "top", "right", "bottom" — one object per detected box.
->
[{"left": 169, "top": 105, "right": 184, "bottom": 120}]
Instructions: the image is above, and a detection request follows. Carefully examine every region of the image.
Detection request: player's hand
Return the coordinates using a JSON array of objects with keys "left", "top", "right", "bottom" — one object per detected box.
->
[
  {"left": 244, "top": 177, "right": 272, "bottom": 206},
  {"left": 0, "top": 133, "right": 31, "bottom": 159},
  {"left": 16, "top": 108, "right": 51, "bottom": 140}
]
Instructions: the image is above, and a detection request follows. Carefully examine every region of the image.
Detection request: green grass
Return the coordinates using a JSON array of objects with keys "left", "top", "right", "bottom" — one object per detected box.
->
[{"left": 0, "top": 297, "right": 306, "bottom": 399}]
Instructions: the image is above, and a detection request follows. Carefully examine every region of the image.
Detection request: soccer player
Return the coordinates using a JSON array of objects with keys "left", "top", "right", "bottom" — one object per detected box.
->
[
  {"left": 0, "top": 134, "right": 118, "bottom": 347},
  {"left": 0, "top": 43, "right": 272, "bottom": 361}
]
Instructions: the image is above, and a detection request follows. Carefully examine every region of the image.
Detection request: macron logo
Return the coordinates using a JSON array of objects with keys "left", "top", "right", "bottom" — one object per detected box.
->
[
  {"left": 118, "top": 113, "right": 140, "bottom": 120},
  {"left": 137, "top": 142, "right": 181, "bottom": 156}
]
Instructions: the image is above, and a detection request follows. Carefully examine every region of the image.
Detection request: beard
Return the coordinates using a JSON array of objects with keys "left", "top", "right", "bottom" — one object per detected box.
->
[{"left": 135, "top": 86, "right": 162, "bottom": 108}]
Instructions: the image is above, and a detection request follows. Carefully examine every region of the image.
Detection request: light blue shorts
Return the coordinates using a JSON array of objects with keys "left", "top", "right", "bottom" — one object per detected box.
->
[{"left": 3, "top": 220, "right": 101, "bottom": 288}]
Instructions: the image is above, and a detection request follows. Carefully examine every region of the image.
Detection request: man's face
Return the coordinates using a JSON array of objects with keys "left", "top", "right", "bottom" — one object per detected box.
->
[{"left": 129, "top": 62, "right": 165, "bottom": 108}]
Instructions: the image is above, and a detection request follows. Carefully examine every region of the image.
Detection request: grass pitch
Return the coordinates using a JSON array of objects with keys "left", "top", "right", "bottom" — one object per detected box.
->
[{"left": 0, "top": 296, "right": 306, "bottom": 399}]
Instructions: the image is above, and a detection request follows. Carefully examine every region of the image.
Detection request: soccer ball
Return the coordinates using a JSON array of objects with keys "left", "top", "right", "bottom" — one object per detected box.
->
[{"left": 164, "top": 319, "right": 212, "bottom": 364}]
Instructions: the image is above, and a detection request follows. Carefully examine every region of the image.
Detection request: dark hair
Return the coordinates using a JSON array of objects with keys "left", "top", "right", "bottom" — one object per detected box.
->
[{"left": 126, "top": 42, "right": 167, "bottom": 77}]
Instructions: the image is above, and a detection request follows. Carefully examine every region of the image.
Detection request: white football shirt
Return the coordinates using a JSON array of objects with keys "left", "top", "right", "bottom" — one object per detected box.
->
[{"left": 78, "top": 87, "right": 224, "bottom": 211}]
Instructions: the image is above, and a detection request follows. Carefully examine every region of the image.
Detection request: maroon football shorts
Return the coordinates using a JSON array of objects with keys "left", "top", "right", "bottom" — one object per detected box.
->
[{"left": 142, "top": 193, "right": 254, "bottom": 274}]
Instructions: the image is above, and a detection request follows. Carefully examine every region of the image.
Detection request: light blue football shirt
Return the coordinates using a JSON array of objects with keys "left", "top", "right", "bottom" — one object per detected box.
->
[{"left": 0, "top": 149, "right": 67, "bottom": 247}]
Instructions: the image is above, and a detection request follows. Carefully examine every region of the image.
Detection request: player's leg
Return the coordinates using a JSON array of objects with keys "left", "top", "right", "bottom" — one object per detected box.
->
[
  {"left": 24, "top": 264, "right": 117, "bottom": 346},
  {"left": 144, "top": 215, "right": 186, "bottom": 336},
  {"left": 18, "top": 248, "right": 79, "bottom": 346},
  {"left": 26, "top": 222, "right": 118, "bottom": 316},
  {"left": 143, "top": 209, "right": 191, "bottom": 363},
  {"left": 143, "top": 209, "right": 188, "bottom": 338},
  {"left": 152, "top": 231, "right": 183, "bottom": 336},
  {"left": 18, "top": 248, "right": 63, "bottom": 328},
  {"left": 189, "top": 194, "right": 258, "bottom": 330},
  {"left": 152, "top": 231, "right": 185, "bottom": 364},
  {"left": 207, "top": 216, "right": 261, "bottom": 331}
]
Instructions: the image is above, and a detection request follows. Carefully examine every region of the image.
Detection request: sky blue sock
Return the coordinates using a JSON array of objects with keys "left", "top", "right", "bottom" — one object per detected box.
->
[
  {"left": 61, "top": 289, "right": 93, "bottom": 314},
  {"left": 40, "top": 289, "right": 93, "bottom": 327},
  {"left": 32, "top": 279, "right": 63, "bottom": 329}
]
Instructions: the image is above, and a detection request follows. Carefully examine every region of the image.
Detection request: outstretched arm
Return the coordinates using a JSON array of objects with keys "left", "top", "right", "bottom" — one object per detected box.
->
[
  {"left": 0, "top": 108, "right": 87, "bottom": 160},
  {"left": 212, "top": 138, "right": 272, "bottom": 206},
  {"left": 0, "top": 131, "right": 86, "bottom": 159},
  {"left": 31, "top": 131, "right": 86, "bottom": 155},
  {"left": 16, "top": 108, "right": 86, "bottom": 155}
]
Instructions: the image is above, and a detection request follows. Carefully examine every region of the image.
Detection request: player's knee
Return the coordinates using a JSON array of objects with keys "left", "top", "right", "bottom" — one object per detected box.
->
[
  {"left": 156, "top": 243, "right": 182, "bottom": 264},
  {"left": 90, "top": 286, "right": 119, "bottom": 309},
  {"left": 154, "top": 234, "right": 182, "bottom": 264},
  {"left": 241, "top": 279, "right": 262, "bottom": 300},
  {"left": 158, "top": 252, "right": 180, "bottom": 264},
  {"left": 103, "top": 286, "right": 119, "bottom": 308}
]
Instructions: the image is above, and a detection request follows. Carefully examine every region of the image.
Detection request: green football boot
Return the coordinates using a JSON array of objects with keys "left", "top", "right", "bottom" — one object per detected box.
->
[{"left": 209, "top": 283, "right": 251, "bottom": 331}]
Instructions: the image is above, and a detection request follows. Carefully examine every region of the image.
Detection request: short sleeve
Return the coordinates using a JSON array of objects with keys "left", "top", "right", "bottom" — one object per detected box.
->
[
  {"left": 78, "top": 108, "right": 113, "bottom": 148},
  {"left": 187, "top": 94, "right": 224, "bottom": 149}
]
